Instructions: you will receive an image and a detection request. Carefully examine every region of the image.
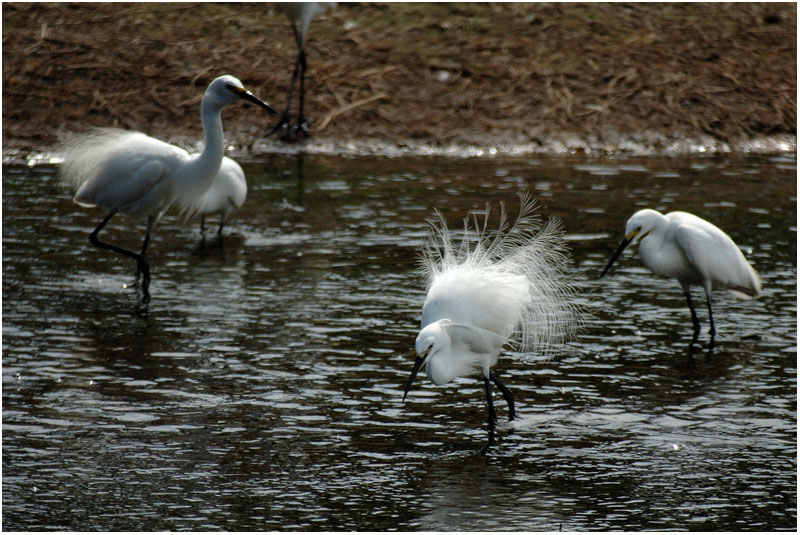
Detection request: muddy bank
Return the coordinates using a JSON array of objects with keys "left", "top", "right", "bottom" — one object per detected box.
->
[{"left": 2, "top": 3, "right": 796, "bottom": 157}]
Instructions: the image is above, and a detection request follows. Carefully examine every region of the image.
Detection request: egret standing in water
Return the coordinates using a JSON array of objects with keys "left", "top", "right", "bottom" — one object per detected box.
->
[
  {"left": 60, "top": 75, "right": 276, "bottom": 303},
  {"left": 600, "top": 209, "right": 761, "bottom": 345},
  {"left": 269, "top": 2, "right": 334, "bottom": 141},
  {"left": 403, "top": 193, "right": 580, "bottom": 432},
  {"left": 196, "top": 156, "right": 247, "bottom": 238}
]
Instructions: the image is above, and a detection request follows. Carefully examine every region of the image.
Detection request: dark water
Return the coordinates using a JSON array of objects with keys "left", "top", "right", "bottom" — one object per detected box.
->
[{"left": 3, "top": 151, "right": 796, "bottom": 530}]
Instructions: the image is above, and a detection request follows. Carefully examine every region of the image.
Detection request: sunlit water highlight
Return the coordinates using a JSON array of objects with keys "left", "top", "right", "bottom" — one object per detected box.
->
[{"left": 2, "top": 152, "right": 796, "bottom": 530}]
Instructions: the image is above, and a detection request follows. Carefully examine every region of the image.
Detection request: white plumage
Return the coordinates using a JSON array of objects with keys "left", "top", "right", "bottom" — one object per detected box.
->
[
  {"left": 59, "top": 75, "right": 275, "bottom": 303},
  {"left": 601, "top": 208, "right": 761, "bottom": 344},
  {"left": 196, "top": 156, "right": 247, "bottom": 236},
  {"left": 404, "top": 193, "right": 580, "bottom": 429},
  {"left": 62, "top": 128, "right": 192, "bottom": 218}
]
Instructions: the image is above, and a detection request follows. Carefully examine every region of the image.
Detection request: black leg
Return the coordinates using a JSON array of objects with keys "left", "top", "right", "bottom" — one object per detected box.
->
[
  {"left": 482, "top": 374, "right": 497, "bottom": 430},
  {"left": 704, "top": 286, "right": 716, "bottom": 349},
  {"left": 296, "top": 45, "right": 308, "bottom": 134},
  {"left": 89, "top": 212, "right": 150, "bottom": 303},
  {"left": 683, "top": 286, "right": 701, "bottom": 343},
  {"left": 269, "top": 22, "right": 303, "bottom": 139},
  {"left": 217, "top": 216, "right": 225, "bottom": 236},
  {"left": 200, "top": 214, "right": 206, "bottom": 237},
  {"left": 490, "top": 372, "right": 516, "bottom": 420}
]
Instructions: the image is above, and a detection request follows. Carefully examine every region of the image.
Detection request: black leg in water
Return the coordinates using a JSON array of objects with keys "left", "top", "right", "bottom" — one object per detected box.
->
[
  {"left": 482, "top": 374, "right": 498, "bottom": 430},
  {"left": 89, "top": 212, "right": 151, "bottom": 304},
  {"left": 490, "top": 372, "right": 516, "bottom": 420},
  {"left": 683, "top": 286, "right": 701, "bottom": 344},
  {"left": 704, "top": 287, "right": 716, "bottom": 351}
]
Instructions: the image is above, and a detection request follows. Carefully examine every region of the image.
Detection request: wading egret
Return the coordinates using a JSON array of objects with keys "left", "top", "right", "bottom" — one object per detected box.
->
[
  {"left": 59, "top": 75, "right": 276, "bottom": 303},
  {"left": 269, "top": 2, "right": 334, "bottom": 141},
  {"left": 403, "top": 193, "right": 580, "bottom": 431},
  {"left": 196, "top": 156, "right": 247, "bottom": 237},
  {"left": 600, "top": 209, "right": 761, "bottom": 345}
]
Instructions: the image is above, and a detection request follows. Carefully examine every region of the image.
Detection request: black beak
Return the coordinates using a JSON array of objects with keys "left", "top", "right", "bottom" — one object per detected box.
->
[
  {"left": 600, "top": 236, "right": 633, "bottom": 278},
  {"left": 403, "top": 355, "right": 426, "bottom": 401},
  {"left": 240, "top": 90, "right": 277, "bottom": 115}
]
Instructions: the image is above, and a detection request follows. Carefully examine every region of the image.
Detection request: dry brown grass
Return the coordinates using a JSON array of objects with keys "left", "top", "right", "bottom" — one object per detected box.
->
[{"left": 2, "top": 2, "right": 796, "bottom": 152}]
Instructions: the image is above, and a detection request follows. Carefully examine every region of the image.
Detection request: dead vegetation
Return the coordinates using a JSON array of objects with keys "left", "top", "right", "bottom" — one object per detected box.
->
[{"left": 2, "top": 2, "right": 796, "bottom": 153}]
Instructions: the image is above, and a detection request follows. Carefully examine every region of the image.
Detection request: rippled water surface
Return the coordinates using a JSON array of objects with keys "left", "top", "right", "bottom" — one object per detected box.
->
[{"left": 3, "top": 152, "right": 796, "bottom": 530}]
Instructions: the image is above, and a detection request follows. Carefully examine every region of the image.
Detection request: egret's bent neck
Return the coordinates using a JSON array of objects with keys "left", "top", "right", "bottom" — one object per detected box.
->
[{"left": 426, "top": 334, "right": 455, "bottom": 386}]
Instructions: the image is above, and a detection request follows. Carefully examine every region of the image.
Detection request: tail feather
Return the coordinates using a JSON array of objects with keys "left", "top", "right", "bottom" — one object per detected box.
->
[{"left": 420, "top": 191, "right": 581, "bottom": 357}]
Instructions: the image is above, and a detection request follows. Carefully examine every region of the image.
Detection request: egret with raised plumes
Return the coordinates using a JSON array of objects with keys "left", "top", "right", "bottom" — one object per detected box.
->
[
  {"left": 403, "top": 193, "right": 580, "bottom": 433},
  {"left": 59, "top": 75, "right": 276, "bottom": 303}
]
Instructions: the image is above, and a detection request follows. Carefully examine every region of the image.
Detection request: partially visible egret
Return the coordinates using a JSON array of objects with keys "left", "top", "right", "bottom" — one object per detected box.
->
[
  {"left": 403, "top": 193, "right": 580, "bottom": 431},
  {"left": 600, "top": 209, "right": 761, "bottom": 345},
  {"left": 59, "top": 75, "right": 276, "bottom": 303},
  {"left": 196, "top": 156, "right": 247, "bottom": 237},
  {"left": 269, "top": 2, "right": 335, "bottom": 141}
]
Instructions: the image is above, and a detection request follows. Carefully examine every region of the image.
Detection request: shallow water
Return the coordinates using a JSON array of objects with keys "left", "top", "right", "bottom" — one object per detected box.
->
[{"left": 2, "top": 151, "right": 796, "bottom": 530}]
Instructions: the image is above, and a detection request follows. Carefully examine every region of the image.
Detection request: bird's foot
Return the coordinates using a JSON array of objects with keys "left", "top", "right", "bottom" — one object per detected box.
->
[
  {"left": 268, "top": 112, "right": 292, "bottom": 136},
  {"left": 268, "top": 115, "right": 310, "bottom": 143},
  {"left": 283, "top": 121, "right": 310, "bottom": 143}
]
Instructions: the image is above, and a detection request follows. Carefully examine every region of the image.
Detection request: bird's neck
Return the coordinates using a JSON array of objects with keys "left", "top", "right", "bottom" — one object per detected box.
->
[
  {"left": 427, "top": 336, "right": 457, "bottom": 386},
  {"left": 195, "top": 100, "right": 226, "bottom": 178},
  {"left": 175, "top": 100, "right": 227, "bottom": 218}
]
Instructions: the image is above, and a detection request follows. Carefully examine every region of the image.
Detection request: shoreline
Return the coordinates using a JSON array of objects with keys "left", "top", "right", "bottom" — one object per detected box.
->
[
  {"left": 3, "top": 3, "right": 795, "bottom": 162},
  {"left": 6, "top": 132, "right": 796, "bottom": 167}
]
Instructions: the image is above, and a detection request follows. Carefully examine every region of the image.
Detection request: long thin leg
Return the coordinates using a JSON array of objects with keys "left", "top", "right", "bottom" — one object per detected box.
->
[
  {"left": 89, "top": 212, "right": 150, "bottom": 303},
  {"left": 482, "top": 374, "right": 497, "bottom": 430},
  {"left": 135, "top": 214, "right": 156, "bottom": 294},
  {"left": 703, "top": 283, "right": 716, "bottom": 348},
  {"left": 490, "top": 372, "right": 516, "bottom": 420},
  {"left": 200, "top": 214, "right": 206, "bottom": 237},
  {"left": 268, "top": 22, "right": 303, "bottom": 138},
  {"left": 140, "top": 214, "right": 156, "bottom": 258},
  {"left": 296, "top": 44, "right": 308, "bottom": 133},
  {"left": 217, "top": 214, "right": 226, "bottom": 236},
  {"left": 683, "top": 285, "right": 701, "bottom": 343}
]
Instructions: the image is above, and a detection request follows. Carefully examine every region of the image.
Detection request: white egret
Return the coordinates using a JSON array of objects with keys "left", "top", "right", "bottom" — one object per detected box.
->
[
  {"left": 403, "top": 193, "right": 580, "bottom": 430},
  {"left": 600, "top": 209, "right": 761, "bottom": 345},
  {"left": 269, "top": 2, "right": 335, "bottom": 141},
  {"left": 59, "top": 75, "right": 276, "bottom": 303},
  {"left": 196, "top": 156, "right": 247, "bottom": 237}
]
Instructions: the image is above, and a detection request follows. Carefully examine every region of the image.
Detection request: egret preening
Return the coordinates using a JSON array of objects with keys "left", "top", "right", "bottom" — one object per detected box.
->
[
  {"left": 197, "top": 156, "right": 247, "bottom": 237},
  {"left": 269, "top": 2, "right": 334, "bottom": 141},
  {"left": 600, "top": 209, "right": 761, "bottom": 346},
  {"left": 403, "top": 193, "right": 580, "bottom": 432},
  {"left": 59, "top": 75, "right": 276, "bottom": 303}
]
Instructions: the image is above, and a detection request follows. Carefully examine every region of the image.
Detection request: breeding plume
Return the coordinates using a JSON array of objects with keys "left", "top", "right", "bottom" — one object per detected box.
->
[
  {"left": 196, "top": 156, "right": 247, "bottom": 237},
  {"left": 269, "top": 2, "right": 334, "bottom": 141},
  {"left": 60, "top": 75, "right": 276, "bottom": 303},
  {"left": 600, "top": 209, "right": 761, "bottom": 345},
  {"left": 403, "top": 193, "right": 580, "bottom": 431}
]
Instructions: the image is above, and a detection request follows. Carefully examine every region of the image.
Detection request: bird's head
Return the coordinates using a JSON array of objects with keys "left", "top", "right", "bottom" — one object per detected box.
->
[
  {"left": 204, "top": 75, "right": 277, "bottom": 114},
  {"left": 600, "top": 209, "right": 662, "bottom": 278},
  {"left": 624, "top": 209, "right": 663, "bottom": 245},
  {"left": 403, "top": 319, "right": 452, "bottom": 400}
]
